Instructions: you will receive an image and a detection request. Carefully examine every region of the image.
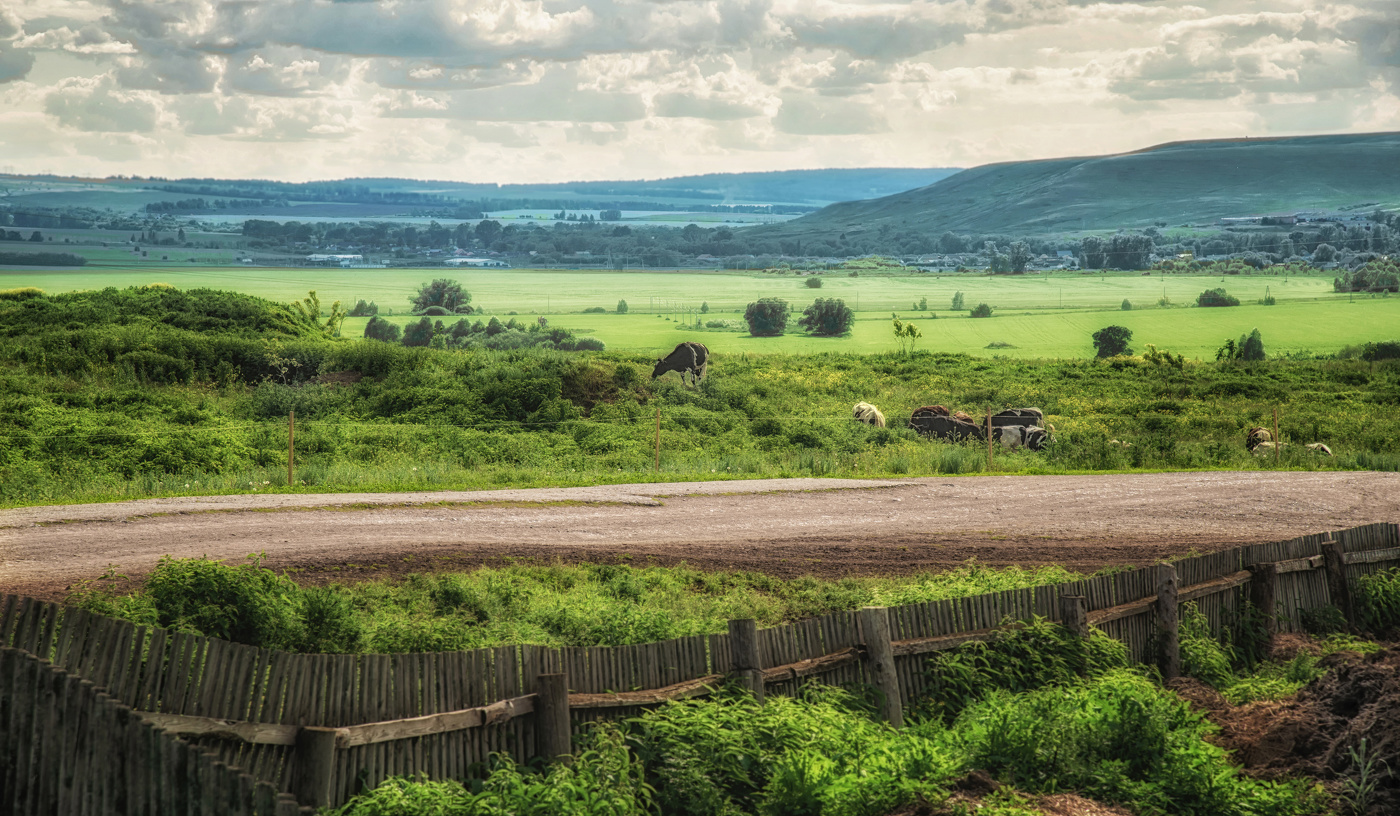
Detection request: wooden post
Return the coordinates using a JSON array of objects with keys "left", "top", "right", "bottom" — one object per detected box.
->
[
  {"left": 1273, "top": 406, "right": 1280, "bottom": 466},
  {"left": 288, "top": 410, "right": 295, "bottom": 487},
  {"left": 727, "top": 619, "right": 764, "bottom": 703},
  {"left": 1059, "top": 595, "right": 1088, "bottom": 638},
  {"left": 291, "top": 726, "right": 337, "bottom": 809},
  {"left": 654, "top": 405, "right": 661, "bottom": 473},
  {"left": 985, "top": 406, "right": 993, "bottom": 472},
  {"left": 1248, "top": 562, "right": 1279, "bottom": 634},
  {"left": 1155, "top": 563, "right": 1180, "bottom": 681},
  {"left": 859, "top": 607, "right": 904, "bottom": 729},
  {"left": 534, "top": 674, "right": 572, "bottom": 765},
  {"left": 1323, "top": 537, "right": 1355, "bottom": 626}
]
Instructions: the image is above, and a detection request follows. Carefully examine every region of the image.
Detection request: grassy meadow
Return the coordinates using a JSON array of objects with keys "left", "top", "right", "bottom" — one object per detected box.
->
[{"left": 4, "top": 263, "right": 1393, "bottom": 359}]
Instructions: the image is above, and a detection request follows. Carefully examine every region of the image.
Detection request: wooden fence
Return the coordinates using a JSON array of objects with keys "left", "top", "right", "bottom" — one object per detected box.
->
[
  {"left": 0, "top": 646, "right": 301, "bottom": 816},
  {"left": 1, "top": 521, "right": 1396, "bottom": 811}
]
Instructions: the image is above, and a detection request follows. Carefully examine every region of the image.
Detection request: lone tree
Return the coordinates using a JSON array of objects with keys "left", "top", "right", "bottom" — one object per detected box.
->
[
  {"left": 364, "top": 316, "right": 402, "bottom": 343},
  {"left": 1239, "top": 328, "right": 1266, "bottom": 361},
  {"left": 798, "top": 298, "right": 854, "bottom": 336},
  {"left": 951, "top": 291, "right": 965, "bottom": 311},
  {"left": 1092, "top": 325, "right": 1133, "bottom": 357},
  {"left": 1197, "top": 288, "right": 1240, "bottom": 307},
  {"left": 412, "top": 279, "right": 472, "bottom": 314},
  {"left": 805, "top": 276, "right": 823, "bottom": 288},
  {"left": 744, "top": 297, "right": 790, "bottom": 336},
  {"left": 970, "top": 303, "right": 993, "bottom": 318},
  {"left": 616, "top": 299, "right": 628, "bottom": 314}
]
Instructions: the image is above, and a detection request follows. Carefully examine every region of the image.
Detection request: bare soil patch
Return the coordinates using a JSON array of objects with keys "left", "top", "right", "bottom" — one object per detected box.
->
[{"left": 2, "top": 472, "right": 1397, "bottom": 602}]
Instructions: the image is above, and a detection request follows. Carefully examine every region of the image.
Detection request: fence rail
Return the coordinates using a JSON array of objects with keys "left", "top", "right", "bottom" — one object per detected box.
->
[{"left": 1, "top": 521, "right": 1396, "bottom": 811}]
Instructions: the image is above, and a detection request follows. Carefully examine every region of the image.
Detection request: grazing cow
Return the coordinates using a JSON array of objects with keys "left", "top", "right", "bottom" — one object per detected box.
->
[
  {"left": 853, "top": 401, "right": 886, "bottom": 427},
  {"left": 995, "top": 425, "right": 1050, "bottom": 451},
  {"left": 994, "top": 407, "right": 1045, "bottom": 427},
  {"left": 652, "top": 342, "right": 710, "bottom": 385},
  {"left": 1246, "top": 427, "right": 1272, "bottom": 451}
]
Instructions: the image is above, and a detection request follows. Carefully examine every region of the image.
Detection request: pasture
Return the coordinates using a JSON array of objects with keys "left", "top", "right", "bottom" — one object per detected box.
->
[{"left": 5, "top": 264, "right": 1392, "bottom": 359}]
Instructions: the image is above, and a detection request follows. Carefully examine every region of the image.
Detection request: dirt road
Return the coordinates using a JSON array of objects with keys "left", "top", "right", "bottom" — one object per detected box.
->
[{"left": 3, "top": 472, "right": 1397, "bottom": 599}]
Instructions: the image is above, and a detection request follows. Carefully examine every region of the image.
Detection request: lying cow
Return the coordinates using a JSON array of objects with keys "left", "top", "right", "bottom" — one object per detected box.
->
[
  {"left": 1253, "top": 441, "right": 1333, "bottom": 457},
  {"left": 853, "top": 401, "right": 886, "bottom": 427},
  {"left": 910, "top": 413, "right": 984, "bottom": 443},
  {"left": 1246, "top": 427, "right": 1272, "bottom": 451},
  {"left": 995, "top": 425, "right": 1050, "bottom": 451}
]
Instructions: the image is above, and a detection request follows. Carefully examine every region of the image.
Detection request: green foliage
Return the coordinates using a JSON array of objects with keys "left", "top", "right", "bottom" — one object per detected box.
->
[
  {"left": 348, "top": 299, "right": 378, "bottom": 317},
  {"left": 1356, "top": 567, "right": 1400, "bottom": 634},
  {"left": 1179, "top": 603, "right": 1236, "bottom": 689},
  {"left": 412, "top": 279, "right": 471, "bottom": 314},
  {"left": 1197, "top": 288, "right": 1240, "bottom": 307},
  {"left": 332, "top": 726, "right": 652, "bottom": 816},
  {"left": 950, "top": 291, "right": 964, "bottom": 311},
  {"left": 743, "top": 298, "right": 789, "bottom": 337},
  {"left": 797, "top": 299, "right": 853, "bottom": 336},
  {"left": 891, "top": 317, "right": 922, "bottom": 354},
  {"left": 0, "top": 252, "right": 87, "bottom": 267},
  {"left": 1339, "top": 738, "right": 1391, "bottom": 816},
  {"left": 969, "top": 303, "right": 992, "bottom": 318},
  {"left": 403, "top": 317, "right": 434, "bottom": 347},
  {"left": 919, "top": 618, "right": 1132, "bottom": 721},
  {"left": 1334, "top": 259, "right": 1399, "bottom": 293},
  {"left": 365, "top": 315, "right": 403, "bottom": 343},
  {"left": 804, "top": 276, "right": 823, "bottom": 288},
  {"left": 71, "top": 558, "right": 1079, "bottom": 653},
  {"left": 1121, "top": 298, "right": 1132, "bottom": 311},
  {"left": 1142, "top": 344, "right": 1185, "bottom": 370},
  {"left": 1092, "top": 325, "right": 1133, "bottom": 357},
  {"left": 617, "top": 299, "right": 628, "bottom": 314},
  {"left": 1240, "top": 328, "right": 1267, "bottom": 361}
]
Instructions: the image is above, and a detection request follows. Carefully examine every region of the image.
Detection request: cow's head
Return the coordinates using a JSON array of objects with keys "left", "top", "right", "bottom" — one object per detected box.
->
[{"left": 651, "top": 358, "right": 667, "bottom": 379}]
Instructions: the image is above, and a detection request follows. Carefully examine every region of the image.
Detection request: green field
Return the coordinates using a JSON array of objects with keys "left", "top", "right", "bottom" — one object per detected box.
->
[{"left": 4, "top": 264, "right": 1393, "bottom": 359}]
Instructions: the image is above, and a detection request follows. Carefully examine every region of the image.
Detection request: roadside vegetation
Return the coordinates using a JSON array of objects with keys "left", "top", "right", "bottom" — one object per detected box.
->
[
  {"left": 68, "top": 557, "right": 1081, "bottom": 653},
  {"left": 3, "top": 285, "right": 1399, "bottom": 507}
]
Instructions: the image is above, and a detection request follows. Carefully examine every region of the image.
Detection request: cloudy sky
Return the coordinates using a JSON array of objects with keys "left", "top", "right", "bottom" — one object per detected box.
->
[{"left": 1, "top": 0, "right": 1397, "bottom": 183}]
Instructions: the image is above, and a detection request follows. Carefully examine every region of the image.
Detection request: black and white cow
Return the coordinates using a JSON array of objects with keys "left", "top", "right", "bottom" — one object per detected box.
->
[{"left": 652, "top": 342, "right": 710, "bottom": 385}]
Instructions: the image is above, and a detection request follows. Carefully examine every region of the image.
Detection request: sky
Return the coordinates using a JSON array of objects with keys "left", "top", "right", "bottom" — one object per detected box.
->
[{"left": 1, "top": 0, "right": 1397, "bottom": 183}]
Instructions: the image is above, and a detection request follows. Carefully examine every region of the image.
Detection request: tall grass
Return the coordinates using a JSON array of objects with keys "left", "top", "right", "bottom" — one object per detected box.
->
[{"left": 69, "top": 558, "right": 1083, "bottom": 653}]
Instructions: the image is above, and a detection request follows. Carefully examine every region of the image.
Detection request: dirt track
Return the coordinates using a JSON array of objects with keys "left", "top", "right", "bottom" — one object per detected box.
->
[{"left": 2, "top": 472, "right": 1398, "bottom": 600}]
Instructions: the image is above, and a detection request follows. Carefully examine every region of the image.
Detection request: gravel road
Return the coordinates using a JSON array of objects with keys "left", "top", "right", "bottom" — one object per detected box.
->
[{"left": 3, "top": 471, "right": 1397, "bottom": 599}]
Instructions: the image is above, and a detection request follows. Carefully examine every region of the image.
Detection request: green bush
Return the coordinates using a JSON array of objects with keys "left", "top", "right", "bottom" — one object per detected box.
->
[
  {"left": 797, "top": 298, "right": 853, "bottom": 336},
  {"left": 969, "top": 303, "right": 993, "bottom": 318},
  {"left": 743, "top": 298, "right": 790, "bottom": 336},
  {"left": 1356, "top": 567, "right": 1400, "bottom": 634},
  {"left": 1197, "top": 288, "right": 1240, "bottom": 307}
]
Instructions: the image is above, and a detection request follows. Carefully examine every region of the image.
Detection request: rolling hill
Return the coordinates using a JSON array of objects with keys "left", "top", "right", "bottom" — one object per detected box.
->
[{"left": 765, "top": 131, "right": 1400, "bottom": 238}]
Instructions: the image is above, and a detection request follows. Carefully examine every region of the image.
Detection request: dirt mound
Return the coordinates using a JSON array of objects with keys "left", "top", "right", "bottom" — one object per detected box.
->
[{"left": 1191, "top": 648, "right": 1400, "bottom": 815}]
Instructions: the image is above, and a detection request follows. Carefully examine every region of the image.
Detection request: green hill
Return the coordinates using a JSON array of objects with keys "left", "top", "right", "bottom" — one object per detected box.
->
[{"left": 766, "top": 132, "right": 1400, "bottom": 237}]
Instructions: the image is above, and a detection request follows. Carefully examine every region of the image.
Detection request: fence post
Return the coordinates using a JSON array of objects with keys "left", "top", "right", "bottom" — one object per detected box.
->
[
  {"left": 654, "top": 406, "right": 661, "bottom": 473},
  {"left": 291, "top": 727, "right": 338, "bottom": 809},
  {"left": 1323, "top": 537, "right": 1355, "bottom": 627},
  {"left": 985, "top": 407, "right": 993, "bottom": 471},
  {"left": 1247, "top": 562, "right": 1279, "bottom": 634},
  {"left": 727, "top": 619, "right": 764, "bottom": 704},
  {"left": 1273, "top": 406, "right": 1280, "bottom": 466},
  {"left": 288, "top": 411, "right": 295, "bottom": 487},
  {"left": 859, "top": 607, "right": 903, "bottom": 729},
  {"left": 1155, "top": 564, "right": 1180, "bottom": 681},
  {"left": 534, "top": 673, "right": 572, "bottom": 765},
  {"left": 1059, "top": 595, "right": 1088, "bottom": 638}
]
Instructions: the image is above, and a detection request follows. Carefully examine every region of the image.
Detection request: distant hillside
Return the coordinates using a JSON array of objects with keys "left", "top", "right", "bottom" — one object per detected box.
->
[
  {"left": 766, "top": 132, "right": 1400, "bottom": 238},
  {"left": 0, "top": 167, "right": 960, "bottom": 215}
]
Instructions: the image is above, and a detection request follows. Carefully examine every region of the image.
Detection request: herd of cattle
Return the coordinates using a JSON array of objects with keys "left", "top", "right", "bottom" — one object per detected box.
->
[{"left": 650, "top": 344, "right": 1332, "bottom": 456}]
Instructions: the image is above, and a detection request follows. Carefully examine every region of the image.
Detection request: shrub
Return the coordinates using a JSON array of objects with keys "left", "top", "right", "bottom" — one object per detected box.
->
[
  {"left": 1121, "top": 298, "right": 1132, "bottom": 311},
  {"left": 617, "top": 299, "right": 628, "bottom": 314},
  {"left": 969, "top": 303, "right": 992, "bottom": 318},
  {"left": 141, "top": 555, "right": 302, "bottom": 648},
  {"left": 1092, "top": 325, "right": 1133, "bottom": 357},
  {"left": 419, "top": 305, "right": 452, "bottom": 316},
  {"left": 743, "top": 298, "right": 790, "bottom": 336},
  {"left": 797, "top": 298, "right": 853, "bottom": 336},
  {"left": 364, "top": 316, "right": 402, "bottom": 343},
  {"left": 411, "top": 279, "right": 470, "bottom": 313},
  {"left": 950, "top": 291, "right": 964, "bottom": 311},
  {"left": 582, "top": 306, "right": 607, "bottom": 314},
  {"left": 1239, "top": 328, "right": 1266, "bottom": 361},
  {"left": 805, "top": 276, "right": 823, "bottom": 288},
  {"left": 402, "top": 317, "right": 434, "bottom": 347},
  {"left": 1197, "top": 288, "right": 1240, "bottom": 307},
  {"left": 348, "top": 299, "right": 377, "bottom": 316},
  {"left": 1357, "top": 567, "right": 1400, "bottom": 634}
]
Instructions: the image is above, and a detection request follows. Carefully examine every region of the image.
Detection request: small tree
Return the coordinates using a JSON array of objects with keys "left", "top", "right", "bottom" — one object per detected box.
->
[
  {"left": 1092, "top": 325, "right": 1133, "bottom": 357},
  {"left": 805, "top": 276, "right": 823, "bottom": 288},
  {"left": 743, "top": 298, "right": 790, "bottom": 336},
  {"left": 892, "top": 317, "right": 922, "bottom": 354},
  {"left": 349, "top": 299, "right": 378, "bottom": 316},
  {"left": 364, "top": 316, "right": 401, "bottom": 343},
  {"left": 616, "top": 299, "right": 628, "bottom": 314},
  {"left": 1239, "top": 328, "right": 1266, "bottom": 361},
  {"left": 1313, "top": 243, "right": 1337, "bottom": 263},
  {"left": 1009, "top": 241, "right": 1030, "bottom": 274},
  {"left": 1197, "top": 288, "right": 1240, "bottom": 307},
  {"left": 1121, "top": 299, "right": 1133, "bottom": 311},
  {"left": 798, "top": 298, "right": 854, "bottom": 336},
  {"left": 951, "top": 291, "right": 965, "bottom": 311},
  {"left": 412, "top": 279, "right": 471, "bottom": 314},
  {"left": 918, "top": 296, "right": 927, "bottom": 311},
  {"left": 970, "top": 303, "right": 993, "bottom": 318},
  {"left": 402, "top": 317, "right": 434, "bottom": 347},
  {"left": 700, "top": 302, "right": 709, "bottom": 314}
]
